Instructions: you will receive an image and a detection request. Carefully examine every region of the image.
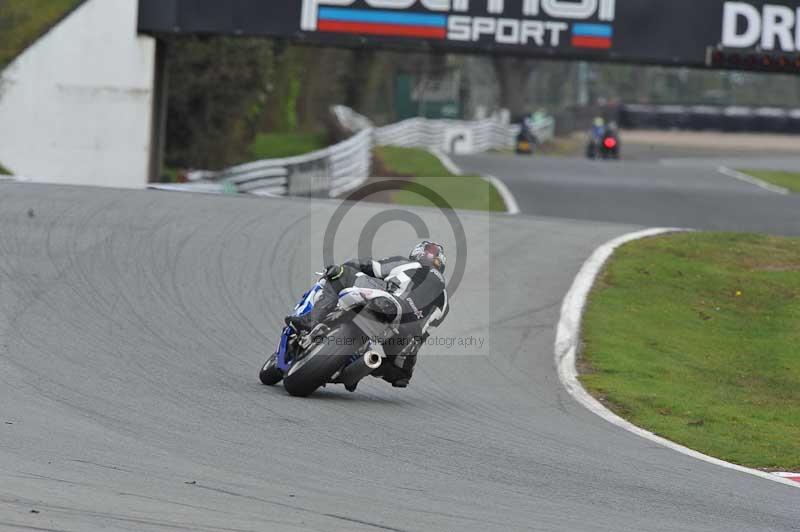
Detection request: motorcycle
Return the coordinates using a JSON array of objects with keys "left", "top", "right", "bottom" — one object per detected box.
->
[
  {"left": 515, "top": 130, "right": 535, "bottom": 155},
  {"left": 259, "top": 274, "right": 403, "bottom": 397},
  {"left": 586, "top": 130, "right": 621, "bottom": 160}
]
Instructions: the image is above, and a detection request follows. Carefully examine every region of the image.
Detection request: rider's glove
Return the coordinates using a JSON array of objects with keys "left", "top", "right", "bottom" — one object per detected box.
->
[{"left": 324, "top": 264, "right": 345, "bottom": 281}]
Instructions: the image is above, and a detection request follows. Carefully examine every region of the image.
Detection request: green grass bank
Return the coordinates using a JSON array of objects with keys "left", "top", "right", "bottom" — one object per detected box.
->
[
  {"left": 580, "top": 232, "right": 800, "bottom": 471},
  {"left": 374, "top": 146, "right": 506, "bottom": 212},
  {"left": 739, "top": 169, "right": 800, "bottom": 193},
  {"left": 247, "top": 132, "right": 328, "bottom": 160},
  {"left": 1, "top": 0, "right": 84, "bottom": 69}
]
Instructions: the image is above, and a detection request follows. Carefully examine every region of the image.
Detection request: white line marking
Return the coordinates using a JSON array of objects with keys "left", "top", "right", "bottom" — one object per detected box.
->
[
  {"left": 427, "top": 147, "right": 520, "bottom": 215},
  {"left": 717, "top": 166, "right": 789, "bottom": 195},
  {"left": 555, "top": 228, "right": 800, "bottom": 490},
  {"left": 482, "top": 174, "right": 520, "bottom": 215},
  {"left": 428, "top": 148, "right": 464, "bottom": 176}
]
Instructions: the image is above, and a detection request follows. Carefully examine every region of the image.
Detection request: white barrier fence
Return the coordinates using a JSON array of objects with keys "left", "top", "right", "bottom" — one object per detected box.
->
[
  {"left": 151, "top": 107, "right": 554, "bottom": 198},
  {"left": 374, "top": 115, "right": 554, "bottom": 154}
]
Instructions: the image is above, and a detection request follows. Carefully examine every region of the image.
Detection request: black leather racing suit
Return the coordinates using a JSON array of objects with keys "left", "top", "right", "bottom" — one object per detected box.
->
[{"left": 289, "top": 256, "right": 449, "bottom": 387}]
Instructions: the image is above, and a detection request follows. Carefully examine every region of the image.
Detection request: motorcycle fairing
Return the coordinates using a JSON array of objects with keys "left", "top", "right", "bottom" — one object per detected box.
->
[
  {"left": 276, "top": 280, "right": 325, "bottom": 372},
  {"left": 274, "top": 280, "right": 399, "bottom": 374}
]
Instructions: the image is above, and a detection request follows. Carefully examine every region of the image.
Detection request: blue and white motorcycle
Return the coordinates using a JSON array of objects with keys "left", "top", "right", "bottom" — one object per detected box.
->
[{"left": 259, "top": 274, "right": 403, "bottom": 397}]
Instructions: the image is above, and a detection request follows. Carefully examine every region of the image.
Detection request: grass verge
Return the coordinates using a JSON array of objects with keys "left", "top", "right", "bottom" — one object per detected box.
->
[
  {"left": 489, "top": 134, "right": 583, "bottom": 158},
  {"left": 1, "top": 0, "right": 85, "bottom": 69},
  {"left": 537, "top": 134, "right": 584, "bottom": 157},
  {"left": 247, "top": 132, "right": 327, "bottom": 160},
  {"left": 739, "top": 169, "right": 800, "bottom": 193},
  {"left": 374, "top": 146, "right": 506, "bottom": 212},
  {"left": 580, "top": 232, "right": 800, "bottom": 471}
]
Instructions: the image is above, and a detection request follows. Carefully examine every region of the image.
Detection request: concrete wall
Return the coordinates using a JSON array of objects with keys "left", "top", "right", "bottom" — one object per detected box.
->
[{"left": 0, "top": 0, "right": 155, "bottom": 188}]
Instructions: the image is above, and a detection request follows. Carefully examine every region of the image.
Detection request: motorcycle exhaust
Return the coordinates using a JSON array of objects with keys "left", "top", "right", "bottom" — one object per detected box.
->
[
  {"left": 339, "top": 351, "right": 383, "bottom": 389},
  {"left": 364, "top": 351, "right": 382, "bottom": 369}
]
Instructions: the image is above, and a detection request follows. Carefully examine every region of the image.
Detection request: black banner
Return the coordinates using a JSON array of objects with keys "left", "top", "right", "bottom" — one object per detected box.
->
[{"left": 138, "top": 0, "right": 800, "bottom": 68}]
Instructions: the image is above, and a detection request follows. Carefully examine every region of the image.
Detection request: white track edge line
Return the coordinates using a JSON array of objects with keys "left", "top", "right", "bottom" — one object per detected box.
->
[
  {"left": 555, "top": 227, "right": 800, "bottom": 490},
  {"left": 427, "top": 148, "right": 520, "bottom": 215},
  {"left": 717, "top": 166, "right": 790, "bottom": 195},
  {"left": 428, "top": 148, "right": 464, "bottom": 176},
  {"left": 482, "top": 174, "right": 520, "bottom": 215}
]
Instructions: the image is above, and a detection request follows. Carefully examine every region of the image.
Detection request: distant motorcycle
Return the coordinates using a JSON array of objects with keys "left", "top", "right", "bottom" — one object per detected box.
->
[
  {"left": 516, "top": 130, "right": 535, "bottom": 155},
  {"left": 515, "top": 116, "right": 538, "bottom": 155},
  {"left": 586, "top": 130, "right": 620, "bottom": 160},
  {"left": 259, "top": 275, "right": 403, "bottom": 397}
]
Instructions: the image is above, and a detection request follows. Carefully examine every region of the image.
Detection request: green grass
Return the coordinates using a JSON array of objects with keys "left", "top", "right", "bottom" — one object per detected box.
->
[
  {"left": 375, "top": 146, "right": 506, "bottom": 212},
  {"left": 739, "top": 169, "right": 800, "bottom": 193},
  {"left": 490, "top": 135, "right": 583, "bottom": 158},
  {"left": 247, "top": 132, "right": 327, "bottom": 160},
  {"left": 375, "top": 146, "right": 461, "bottom": 178},
  {"left": 0, "top": 162, "right": 11, "bottom": 175},
  {"left": 580, "top": 232, "right": 800, "bottom": 470},
  {"left": 0, "top": 0, "right": 85, "bottom": 69},
  {"left": 160, "top": 166, "right": 180, "bottom": 183},
  {"left": 392, "top": 176, "right": 506, "bottom": 212},
  {"left": 537, "top": 134, "right": 584, "bottom": 157}
]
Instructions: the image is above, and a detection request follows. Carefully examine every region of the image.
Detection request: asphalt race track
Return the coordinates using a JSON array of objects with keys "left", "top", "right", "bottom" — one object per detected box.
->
[
  {"left": 454, "top": 154, "right": 800, "bottom": 235},
  {"left": 0, "top": 182, "right": 798, "bottom": 532}
]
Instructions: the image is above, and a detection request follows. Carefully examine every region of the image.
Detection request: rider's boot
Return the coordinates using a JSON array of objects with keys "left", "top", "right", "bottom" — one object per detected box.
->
[
  {"left": 286, "top": 281, "right": 339, "bottom": 334},
  {"left": 382, "top": 353, "right": 417, "bottom": 388}
]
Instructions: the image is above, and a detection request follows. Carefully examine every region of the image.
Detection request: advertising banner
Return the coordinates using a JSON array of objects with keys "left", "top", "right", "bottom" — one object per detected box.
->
[{"left": 138, "top": 0, "right": 800, "bottom": 69}]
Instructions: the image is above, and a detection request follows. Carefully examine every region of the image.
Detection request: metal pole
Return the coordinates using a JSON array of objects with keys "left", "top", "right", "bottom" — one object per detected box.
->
[
  {"left": 149, "top": 39, "right": 169, "bottom": 183},
  {"left": 577, "top": 62, "right": 589, "bottom": 107}
]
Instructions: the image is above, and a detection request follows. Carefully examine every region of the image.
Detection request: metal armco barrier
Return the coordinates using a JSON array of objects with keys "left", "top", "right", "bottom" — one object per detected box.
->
[
  {"left": 158, "top": 107, "right": 550, "bottom": 198},
  {"left": 168, "top": 124, "right": 372, "bottom": 198},
  {"left": 374, "top": 116, "right": 554, "bottom": 153}
]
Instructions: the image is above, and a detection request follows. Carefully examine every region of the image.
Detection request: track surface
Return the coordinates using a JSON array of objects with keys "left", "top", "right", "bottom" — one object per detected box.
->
[
  {"left": 0, "top": 183, "right": 798, "bottom": 532},
  {"left": 454, "top": 154, "right": 800, "bottom": 235}
]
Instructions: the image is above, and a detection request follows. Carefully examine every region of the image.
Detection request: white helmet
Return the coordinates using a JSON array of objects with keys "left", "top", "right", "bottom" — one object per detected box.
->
[{"left": 409, "top": 241, "right": 446, "bottom": 274}]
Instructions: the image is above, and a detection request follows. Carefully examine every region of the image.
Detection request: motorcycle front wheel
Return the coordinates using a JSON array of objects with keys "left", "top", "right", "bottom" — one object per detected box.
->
[{"left": 259, "top": 353, "right": 283, "bottom": 385}]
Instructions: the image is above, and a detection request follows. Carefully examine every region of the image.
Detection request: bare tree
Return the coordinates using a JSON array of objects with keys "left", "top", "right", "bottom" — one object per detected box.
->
[{"left": 492, "top": 57, "right": 537, "bottom": 118}]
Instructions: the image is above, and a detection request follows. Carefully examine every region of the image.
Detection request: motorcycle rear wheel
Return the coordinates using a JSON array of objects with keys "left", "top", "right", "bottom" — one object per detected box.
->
[{"left": 283, "top": 324, "right": 362, "bottom": 397}]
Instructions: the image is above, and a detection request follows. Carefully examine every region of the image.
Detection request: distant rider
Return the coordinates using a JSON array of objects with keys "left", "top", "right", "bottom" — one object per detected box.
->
[
  {"left": 286, "top": 241, "right": 449, "bottom": 388},
  {"left": 591, "top": 117, "right": 606, "bottom": 140}
]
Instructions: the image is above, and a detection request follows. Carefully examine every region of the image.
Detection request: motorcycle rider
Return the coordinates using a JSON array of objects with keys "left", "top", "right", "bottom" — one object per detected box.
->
[
  {"left": 286, "top": 241, "right": 449, "bottom": 388},
  {"left": 590, "top": 116, "right": 606, "bottom": 140},
  {"left": 587, "top": 117, "right": 607, "bottom": 158},
  {"left": 517, "top": 114, "right": 537, "bottom": 154}
]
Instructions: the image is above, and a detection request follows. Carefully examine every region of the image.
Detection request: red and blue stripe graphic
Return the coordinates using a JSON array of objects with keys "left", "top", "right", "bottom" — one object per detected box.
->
[
  {"left": 317, "top": 7, "right": 447, "bottom": 39},
  {"left": 571, "top": 23, "right": 613, "bottom": 49}
]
